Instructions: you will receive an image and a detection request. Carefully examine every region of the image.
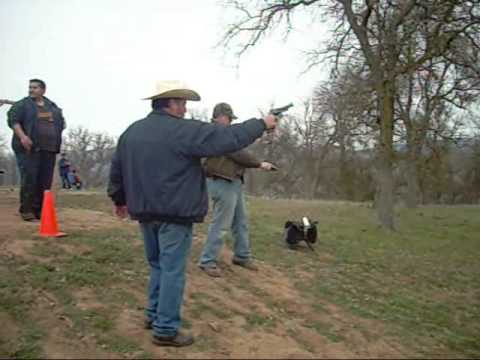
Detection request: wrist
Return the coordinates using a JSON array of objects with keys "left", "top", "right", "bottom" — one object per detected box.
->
[{"left": 260, "top": 118, "right": 268, "bottom": 131}]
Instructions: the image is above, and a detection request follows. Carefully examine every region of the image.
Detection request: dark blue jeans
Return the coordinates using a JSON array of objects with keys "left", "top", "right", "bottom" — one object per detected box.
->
[
  {"left": 139, "top": 221, "right": 193, "bottom": 337},
  {"left": 15, "top": 152, "right": 26, "bottom": 213},
  {"left": 15, "top": 150, "right": 56, "bottom": 215}
]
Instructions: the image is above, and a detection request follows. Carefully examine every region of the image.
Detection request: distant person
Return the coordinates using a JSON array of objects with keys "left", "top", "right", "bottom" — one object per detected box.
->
[
  {"left": 108, "top": 80, "right": 278, "bottom": 347},
  {"left": 7, "top": 79, "right": 66, "bottom": 221},
  {"left": 67, "top": 167, "right": 76, "bottom": 187},
  {"left": 58, "top": 153, "right": 71, "bottom": 189},
  {"left": 198, "top": 103, "right": 277, "bottom": 277},
  {"left": 69, "top": 168, "right": 82, "bottom": 190}
]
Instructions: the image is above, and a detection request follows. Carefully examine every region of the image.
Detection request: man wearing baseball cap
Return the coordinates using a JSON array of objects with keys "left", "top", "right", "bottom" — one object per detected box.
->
[
  {"left": 198, "top": 103, "right": 276, "bottom": 277},
  {"left": 108, "top": 81, "right": 278, "bottom": 347}
]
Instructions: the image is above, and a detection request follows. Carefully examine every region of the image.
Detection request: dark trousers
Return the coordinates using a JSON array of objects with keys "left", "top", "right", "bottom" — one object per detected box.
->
[
  {"left": 16, "top": 151, "right": 56, "bottom": 215},
  {"left": 15, "top": 152, "right": 27, "bottom": 211}
]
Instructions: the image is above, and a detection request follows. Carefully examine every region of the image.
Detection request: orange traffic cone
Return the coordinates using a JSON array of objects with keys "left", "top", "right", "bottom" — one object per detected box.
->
[{"left": 39, "top": 190, "right": 67, "bottom": 237}]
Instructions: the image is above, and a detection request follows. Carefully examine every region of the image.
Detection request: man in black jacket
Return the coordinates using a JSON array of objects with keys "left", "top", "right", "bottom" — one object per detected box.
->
[
  {"left": 107, "top": 81, "right": 277, "bottom": 347},
  {"left": 7, "top": 79, "right": 66, "bottom": 221}
]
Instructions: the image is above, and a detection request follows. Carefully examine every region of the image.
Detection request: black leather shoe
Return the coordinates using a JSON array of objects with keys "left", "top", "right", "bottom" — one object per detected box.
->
[
  {"left": 152, "top": 331, "right": 194, "bottom": 347},
  {"left": 21, "top": 213, "right": 37, "bottom": 222}
]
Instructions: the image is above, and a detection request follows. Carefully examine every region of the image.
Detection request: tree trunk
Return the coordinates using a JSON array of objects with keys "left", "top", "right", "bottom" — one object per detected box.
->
[
  {"left": 376, "top": 150, "right": 395, "bottom": 230},
  {"left": 376, "top": 80, "right": 395, "bottom": 230},
  {"left": 405, "top": 160, "right": 419, "bottom": 208},
  {"left": 405, "top": 128, "right": 419, "bottom": 208}
]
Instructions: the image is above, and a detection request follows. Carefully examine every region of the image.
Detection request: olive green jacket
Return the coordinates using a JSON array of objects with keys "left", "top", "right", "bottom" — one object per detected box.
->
[{"left": 204, "top": 149, "right": 261, "bottom": 181}]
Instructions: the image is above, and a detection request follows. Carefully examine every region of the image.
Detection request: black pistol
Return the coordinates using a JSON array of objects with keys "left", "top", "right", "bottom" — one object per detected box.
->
[{"left": 269, "top": 103, "right": 294, "bottom": 118}]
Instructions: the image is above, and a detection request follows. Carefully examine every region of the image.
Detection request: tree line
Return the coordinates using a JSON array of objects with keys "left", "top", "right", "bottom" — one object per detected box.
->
[
  {"left": 219, "top": 0, "right": 480, "bottom": 229},
  {"left": 1, "top": 1, "right": 479, "bottom": 230}
]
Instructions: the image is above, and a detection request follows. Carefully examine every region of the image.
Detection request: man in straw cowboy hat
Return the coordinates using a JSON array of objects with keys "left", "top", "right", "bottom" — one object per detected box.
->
[{"left": 108, "top": 80, "right": 278, "bottom": 347}]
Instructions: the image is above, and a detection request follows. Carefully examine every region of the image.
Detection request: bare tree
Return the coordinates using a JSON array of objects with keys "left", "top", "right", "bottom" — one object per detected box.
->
[
  {"left": 396, "top": 29, "right": 480, "bottom": 207},
  {"left": 188, "top": 107, "right": 210, "bottom": 122},
  {"left": 311, "top": 67, "right": 377, "bottom": 198},
  {"left": 220, "top": 0, "right": 480, "bottom": 229},
  {"left": 63, "top": 126, "right": 116, "bottom": 188}
]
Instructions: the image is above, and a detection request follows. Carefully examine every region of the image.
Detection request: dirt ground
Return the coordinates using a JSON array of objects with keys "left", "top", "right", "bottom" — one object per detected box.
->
[{"left": 0, "top": 194, "right": 410, "bottom": 359}]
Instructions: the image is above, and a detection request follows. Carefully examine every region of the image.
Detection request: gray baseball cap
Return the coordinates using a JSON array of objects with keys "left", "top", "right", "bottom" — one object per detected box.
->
[{"left": 212, "top": 102, "right": 238, "bottom": 120}]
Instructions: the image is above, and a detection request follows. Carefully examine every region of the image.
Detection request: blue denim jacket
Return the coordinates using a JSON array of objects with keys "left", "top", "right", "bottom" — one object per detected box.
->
[{"left": 7, "top": 96, "right": 66, "bottom": 154}]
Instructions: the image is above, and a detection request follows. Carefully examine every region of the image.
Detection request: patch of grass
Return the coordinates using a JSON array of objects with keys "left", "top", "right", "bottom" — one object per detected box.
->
[
  {"left": 30, "top": 242, "right": 66, "bottom": 258},
  {"left": 91, "top": 312, "right": 114, "bottom": 332},
  {"left": 56, "top": 192, "right": 112, "bottom": 214},
  {"left": 189, "top": 291, "right": 238, "bottom": 319},
  {"left": 102, "top": 288, "right": 140, "bottom": 309},
  {"left": 189, "top": 298, "right": 230, "bottom": 319},
  {"left": 100, "top": 335, "right": 142, "bottom": 354},
  {"left": 3, "top": 192, "right": 479, "bottom": 358},
  {"left": 0, "top": 271, "right": 26, "bottom": 319},
  {"left": 244, "top": 313, "right": 277, "bottom": 329},
  {"left": 182, "top": 318, "right": 193, "bottom": 329},
  {"left": 190, "top": 334, "right": 218, "bottom": 353},
  {"left": 10, "top": 327, "right": 45, "bottom": 359},
  {"left": 248, "top": 198, "right": 480, "bottom": 357},
  {"left": 285, "top": 328, "right": 315, "bottom": 353},
  {"left": 303, "top": 320, "right": 345, "bottom": 343}
]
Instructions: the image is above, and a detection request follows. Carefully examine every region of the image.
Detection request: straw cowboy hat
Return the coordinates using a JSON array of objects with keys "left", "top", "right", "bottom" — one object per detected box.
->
[{"left": 142, "top": 80, "right": 201, "bottom": 101}]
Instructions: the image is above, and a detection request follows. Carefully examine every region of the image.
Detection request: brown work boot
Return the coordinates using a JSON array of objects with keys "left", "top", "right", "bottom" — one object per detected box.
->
[
  {"left": 232, "top": 258, "right": 259, "bottom": 271},
  {"left": 152, "top": 331, "right": 194, "bottom": 347},
  {"left": 199, "top": 265, "right": 222, "bottom": 278}
]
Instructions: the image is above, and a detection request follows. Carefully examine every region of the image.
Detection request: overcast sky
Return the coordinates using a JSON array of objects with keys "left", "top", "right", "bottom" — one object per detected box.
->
[{"left": 0, "top": 0, "right": 330, "bottom": 139}]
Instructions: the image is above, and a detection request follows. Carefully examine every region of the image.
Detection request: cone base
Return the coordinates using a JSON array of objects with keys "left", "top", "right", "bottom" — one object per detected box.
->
[{"left": 39, "top": 232, "right": 67, "bottom": 238}]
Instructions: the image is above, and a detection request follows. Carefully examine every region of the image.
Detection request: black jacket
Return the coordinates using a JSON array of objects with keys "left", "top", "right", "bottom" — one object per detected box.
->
[
  {"left": 107, "top": 109, "right": 266, "bottom": 223},
  {"left": 7, "top": 96, "right": 65, "bottom": 154}
]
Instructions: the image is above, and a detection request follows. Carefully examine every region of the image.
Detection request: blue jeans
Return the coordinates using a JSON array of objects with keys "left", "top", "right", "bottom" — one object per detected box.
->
[
  {"left": 140, "top": 221, "right": 193, "bottom": 337},
  {"left": 199, "top": 178, "right": 251, "bottom": 267}
]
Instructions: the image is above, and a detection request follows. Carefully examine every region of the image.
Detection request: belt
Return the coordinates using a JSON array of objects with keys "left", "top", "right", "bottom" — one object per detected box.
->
[{"left": 208, "top": 175, "right": 232, "bottom": 182}]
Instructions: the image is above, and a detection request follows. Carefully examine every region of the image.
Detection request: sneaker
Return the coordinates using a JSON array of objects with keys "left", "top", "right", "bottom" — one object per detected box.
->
[
  {"left": 232, "top": 258, "right": 258, "bottom": 271},
  {"left": 152, "top": 331, "right": 194, "bottom": 347},
  {"left": 199, "top": 265, "right": 222, "bottom": 278}
]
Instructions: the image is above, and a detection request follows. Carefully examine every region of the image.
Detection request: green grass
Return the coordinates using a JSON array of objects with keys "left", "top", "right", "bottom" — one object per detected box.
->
[
  {"left": 189, "top": 296, "right": 231, "bottom": 319},
  {"left": 190, "top": 334, "right": 219, "bottom": 353},
  {"left": 1, "top": 191, "right": 479, "bottom": 358},
  {"left": 0, "top": 263, "right": 46, "bottom": 358},
  {"left": 0, "top": 210, "right": 149, "bottom": 358},
  {"left": 248, "top": 198, "right": 480, "bottom": 357},
  {"left": 244, "top": 313, "right": 277, "bottom": 329},
  {"left": 56, "top": 191, "right": 113, "bottom": 213},
  {"left": 11, "top": 327, "right": 45, "bottom": 359},
  {"left": 99, "top": 334, "right": 143, "bottom": 354},
  {"left": 54, "top": 192, "right": 480, "bottom": 357},
  {"left": 303, "top": 319, "right": 345, "bottom": 343}
]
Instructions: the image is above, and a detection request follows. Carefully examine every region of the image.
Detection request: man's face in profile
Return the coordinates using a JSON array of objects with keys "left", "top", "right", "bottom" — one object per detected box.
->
[{"left": 168, "top": 99, "right": 187, "bottom": 118}]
